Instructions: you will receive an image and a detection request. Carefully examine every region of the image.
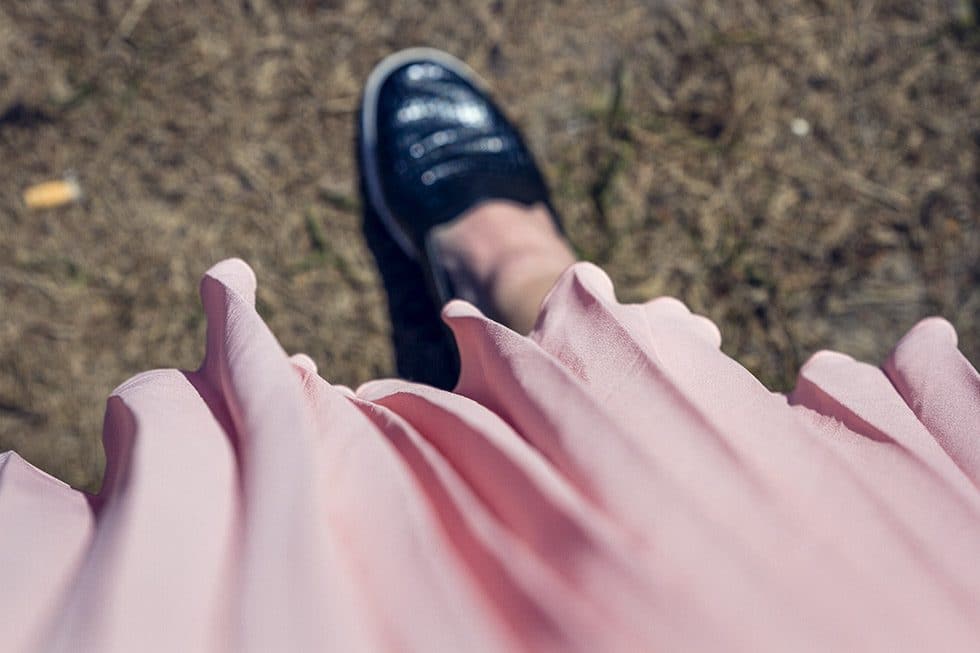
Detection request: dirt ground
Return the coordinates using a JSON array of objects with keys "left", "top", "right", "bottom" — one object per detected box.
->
[{"left": 1, "top": 0, "right": 977, "bottom": 492}]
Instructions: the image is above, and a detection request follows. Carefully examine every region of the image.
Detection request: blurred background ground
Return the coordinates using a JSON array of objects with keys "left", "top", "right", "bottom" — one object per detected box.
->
[{"left": 1, "top": 0, "right": 977, "bottom": 492}]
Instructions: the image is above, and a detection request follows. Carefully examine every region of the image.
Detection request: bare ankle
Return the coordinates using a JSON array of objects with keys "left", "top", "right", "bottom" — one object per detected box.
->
[{"left": 431, "top": 201, "right": 576, "bottom": 333}]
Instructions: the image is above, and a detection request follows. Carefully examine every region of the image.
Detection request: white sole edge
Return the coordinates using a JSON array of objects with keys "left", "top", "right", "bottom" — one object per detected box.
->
[{"left": 359, "top": 48, "right": 487, "bottom": 262}]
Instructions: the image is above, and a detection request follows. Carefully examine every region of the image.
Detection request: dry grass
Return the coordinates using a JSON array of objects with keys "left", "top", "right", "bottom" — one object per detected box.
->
[{"left": 1, "top": 0, "right": 977, "bottom": 492}]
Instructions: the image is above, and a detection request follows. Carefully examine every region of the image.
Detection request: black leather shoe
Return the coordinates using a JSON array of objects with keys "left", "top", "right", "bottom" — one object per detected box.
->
[{"left": 358, "top": 48, "right": 561, "bottom": 305}]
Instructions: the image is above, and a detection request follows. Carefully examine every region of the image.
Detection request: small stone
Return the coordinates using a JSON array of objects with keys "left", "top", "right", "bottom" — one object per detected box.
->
[{"left": 790, "top": 118, "right": 810, "bottom": 137}]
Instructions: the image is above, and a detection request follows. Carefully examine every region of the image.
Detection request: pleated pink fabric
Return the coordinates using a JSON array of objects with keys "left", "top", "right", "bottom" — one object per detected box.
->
[{"left": 2, "top": 258, "right": 978, "bottom": 652}]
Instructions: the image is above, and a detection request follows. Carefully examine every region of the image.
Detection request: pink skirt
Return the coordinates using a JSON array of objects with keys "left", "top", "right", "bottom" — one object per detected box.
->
[{"left": 2, "top": 259, "right": 978, "bottom": 652}]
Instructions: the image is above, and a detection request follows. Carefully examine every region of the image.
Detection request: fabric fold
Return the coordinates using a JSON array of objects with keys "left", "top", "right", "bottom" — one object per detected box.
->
[{"left": 2, "top": 259, "right": 978, "bottom": 652}]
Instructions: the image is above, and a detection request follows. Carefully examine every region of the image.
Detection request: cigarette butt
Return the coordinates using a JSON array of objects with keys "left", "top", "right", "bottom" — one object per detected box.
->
[{"left": 23, "top": 177, "right": 82, "bottom": 209}]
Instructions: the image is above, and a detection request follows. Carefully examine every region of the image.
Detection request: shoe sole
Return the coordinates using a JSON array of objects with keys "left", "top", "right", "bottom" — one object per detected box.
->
[{"left": 359, "top": 47, "right": 488, "bottom": 262}]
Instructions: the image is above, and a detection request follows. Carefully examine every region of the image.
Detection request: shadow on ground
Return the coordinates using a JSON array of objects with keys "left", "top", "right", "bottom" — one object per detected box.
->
[{"left": 360, "top": 179, "right": 460, "bottom": 391}]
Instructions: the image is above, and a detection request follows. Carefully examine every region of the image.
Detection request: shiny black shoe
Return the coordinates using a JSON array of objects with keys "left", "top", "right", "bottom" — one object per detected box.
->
[{"left": 358, "top": 48, "right": 561, "bottom": 304}]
